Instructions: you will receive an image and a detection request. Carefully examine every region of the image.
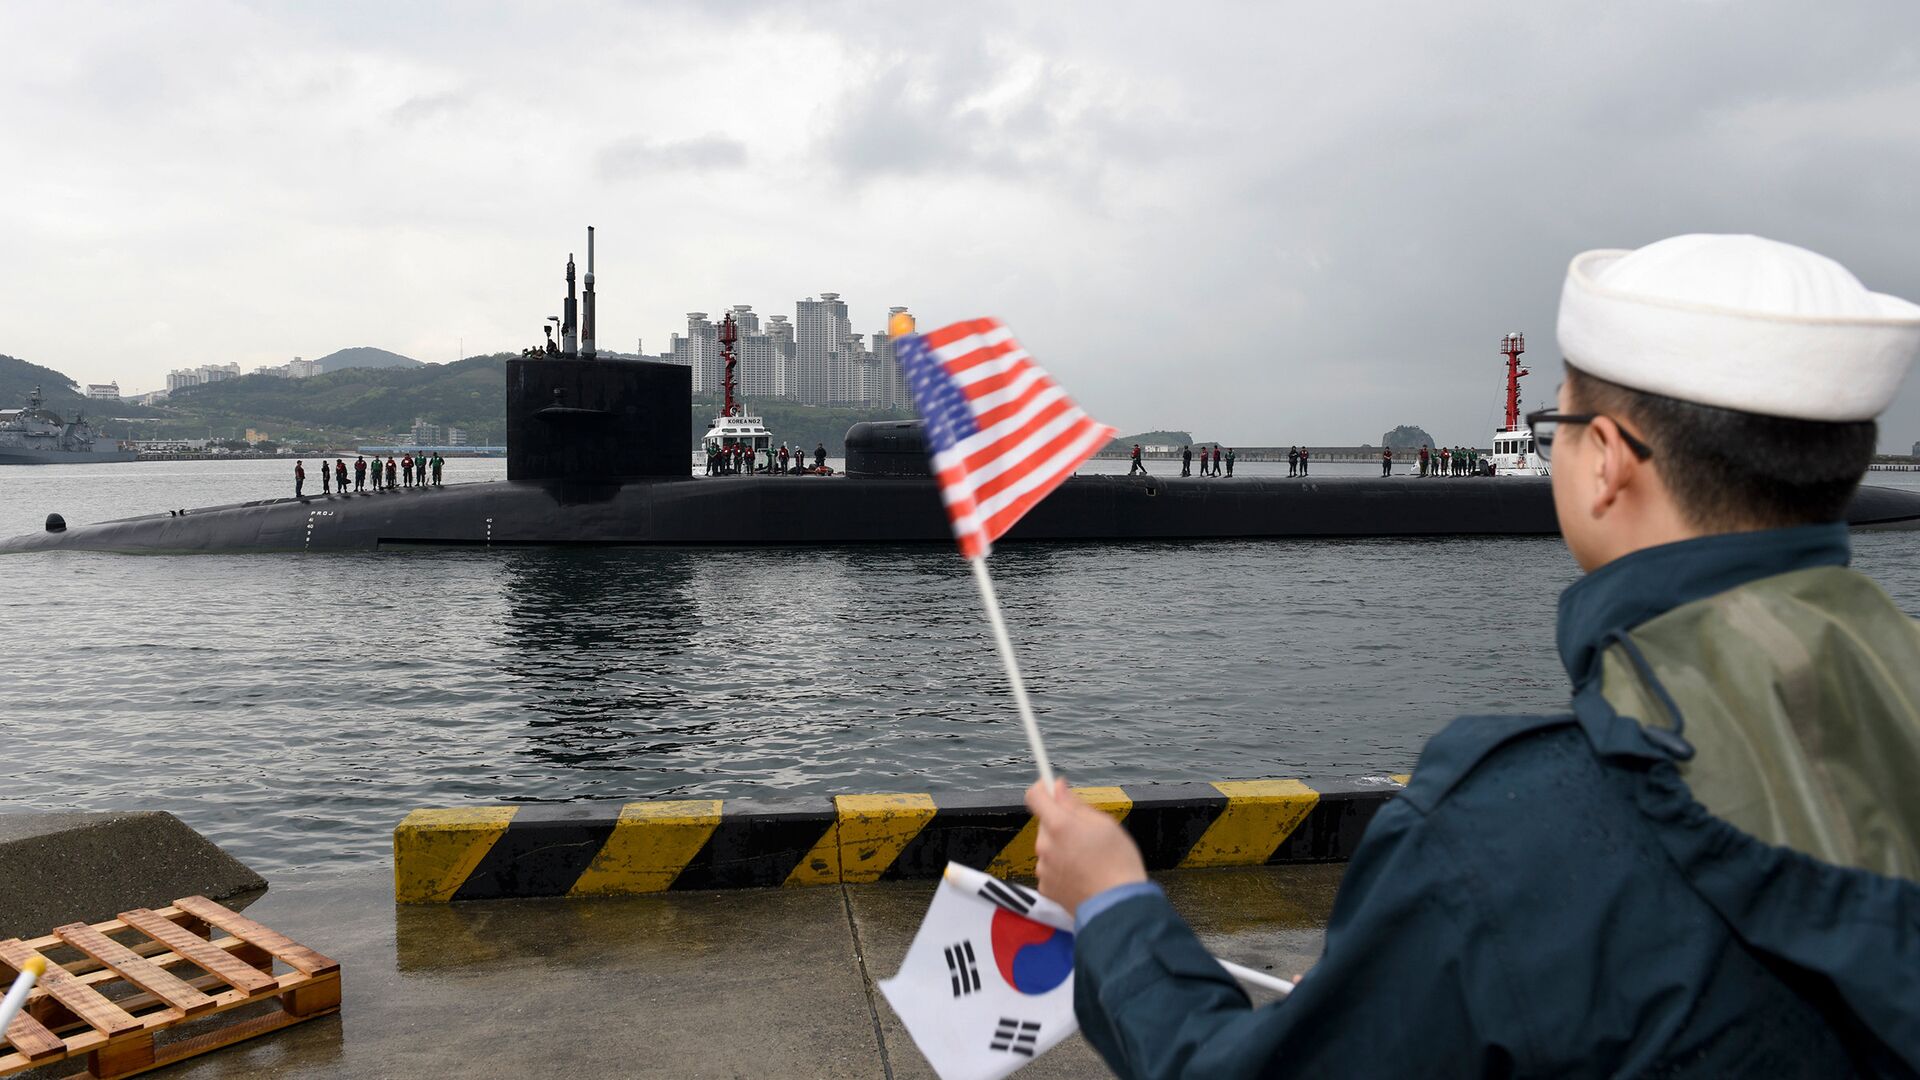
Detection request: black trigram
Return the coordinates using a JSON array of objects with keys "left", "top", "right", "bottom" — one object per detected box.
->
[
  {"left": 977, "top": 877, "right": 1037, "bottom": 916},
  {"left": 944, "top": 940, "right": 982, "bottom": 997},
  {"left": 990, "top": 1018, "right": 1042, "bottom": 1057}
]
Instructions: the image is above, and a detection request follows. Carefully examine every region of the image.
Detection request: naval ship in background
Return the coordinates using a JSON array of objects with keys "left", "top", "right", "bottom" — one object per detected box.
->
[
  {"left": 0, "top": 386, "right": 136, "bottom": 464},
  {"left": 7, "top": 226, "right": 1920, "bottom": 553}
]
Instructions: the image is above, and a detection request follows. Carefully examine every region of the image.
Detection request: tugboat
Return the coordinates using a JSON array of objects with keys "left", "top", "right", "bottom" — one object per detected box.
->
[
  {"left": 1488, "top": 332, "right": 1547, "bottom": 476},
  {"left": 0, "top": 386, "right": 136, "bottom": 464},
  {"left": 699, "top": 311, "right": 779, "bottom": 473}
]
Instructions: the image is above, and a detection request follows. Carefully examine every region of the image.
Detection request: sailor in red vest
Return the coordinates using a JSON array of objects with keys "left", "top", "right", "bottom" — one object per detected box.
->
[
  {"left": 293, "top": 460, "right": 305, "bottom": 497},
  {"left": 1381, "top": 446, "right": 1393, "bottom": 477},
  {"left": 1210, "top": 446, "right": 1221, "bottom": 476},
  {"left": 1129, "top": 444, "right": 1147, "bottom": 475}
]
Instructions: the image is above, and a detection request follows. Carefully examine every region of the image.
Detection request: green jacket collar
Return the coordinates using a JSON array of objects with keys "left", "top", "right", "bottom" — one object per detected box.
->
[{"left": 1556, "top": 522, "right": 1851, "bottom": 691}]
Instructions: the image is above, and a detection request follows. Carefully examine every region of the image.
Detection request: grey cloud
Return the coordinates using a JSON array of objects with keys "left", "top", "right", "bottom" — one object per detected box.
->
[
  {"left": 596, "top": 134, "right": 749, "bottom": 179},
  {"left": 391, "top": 90, "right": 472, "bottom": 126},
  {"left": 816, "top": 40, "right": 1183, "bottom": 186}
]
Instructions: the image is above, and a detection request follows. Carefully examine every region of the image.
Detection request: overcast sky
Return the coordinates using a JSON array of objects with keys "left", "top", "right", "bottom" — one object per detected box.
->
[{"left": 5, "top": 1, "right": 1919, "bottom": 447}]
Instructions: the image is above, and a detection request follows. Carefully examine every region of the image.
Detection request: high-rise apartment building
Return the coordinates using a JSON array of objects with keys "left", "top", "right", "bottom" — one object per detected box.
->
[
  {"left": 663, "top": 312, "right": 719, "bottom": 393},
  {"left": 645, "top": 296, "right": 908, "bottom": 406},
  {"left": 795, "top": 293, "right": 851, "bottom": 405},
  {"left": 766, "top": 315, "right": 794, "bottom": 399}
]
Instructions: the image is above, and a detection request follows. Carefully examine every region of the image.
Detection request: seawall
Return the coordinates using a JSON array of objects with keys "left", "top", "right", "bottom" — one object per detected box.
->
[{"left": 393, "top": 776, "right": 1406, "bottom": 903}]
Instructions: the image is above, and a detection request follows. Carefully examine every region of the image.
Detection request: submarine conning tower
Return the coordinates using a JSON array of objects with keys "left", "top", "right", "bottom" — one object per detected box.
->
[{"left": 508, "top": 228, "right": 692, "bottom": 482}]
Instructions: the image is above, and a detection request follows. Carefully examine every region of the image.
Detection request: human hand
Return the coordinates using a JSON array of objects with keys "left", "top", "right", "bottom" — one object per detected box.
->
[{"left": 1024, "top": 777, "right": 1148, "bottom": 916}]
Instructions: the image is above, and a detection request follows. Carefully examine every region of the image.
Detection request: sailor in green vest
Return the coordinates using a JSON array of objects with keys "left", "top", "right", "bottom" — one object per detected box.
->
[{"left": 1025, "top": 234, "right": 1920, "bottom": 1077}]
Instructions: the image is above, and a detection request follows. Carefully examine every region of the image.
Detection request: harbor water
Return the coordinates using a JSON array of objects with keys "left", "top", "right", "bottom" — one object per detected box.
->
[{"left": 4, "top": 457, "right": 1919, "bottom": 875}]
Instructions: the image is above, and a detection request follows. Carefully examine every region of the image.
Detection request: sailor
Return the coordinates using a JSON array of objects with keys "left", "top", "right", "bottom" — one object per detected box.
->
[
  {"left": 1025, "top": 234, "right": 1920, "bottom": 1076},
  {"left": 1181, "top": 445, "right": 1192, "bottom": 477},
  {"left": 1418, "top": 444, "right": 1430, "bottom": 477},
  {"left": 354, "top": 455, "right": 367, "bottom": 492},
  {"left": 1286, "top": 446, "right": 1297, "bottom": 477},
  {"left": 402, "top": 454, "right": 414, "bottom": 488},
  {"left": 335, "top": 459, "right": 347, "bottom": 493},
  {"left": 1225, "top": 447, "right": 1236, "bottom": 478},
  {"left": 1129, "top": 443, "right": 1147, "bottom": 476},
  {"left": 293, "top": 460, "right": 305, "bottom": 497},
  {"left": 814, "top": 443, "right": 827, "bottom": 470},
  {"left": 1297, "top": 446, "right": 1308, "bottom": 476},
  {"left": 385, "top": 455, "right": 397, "bottom": 489},
  {"left": 1380, "top": 446, "right": 1391, "bottom": 477},
  {"left": 1210, "top": 446, "right": 1221, "bottom": 476},
  {"left": 432, "top": 453, "right": 443, "bottom": 485},
  {"left": 779, "top": 444, "right": 791, "bottom": 473}
]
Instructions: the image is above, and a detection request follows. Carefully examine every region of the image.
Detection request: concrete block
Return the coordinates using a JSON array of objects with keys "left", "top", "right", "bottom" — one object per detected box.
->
[
  {"left": 0, "top": 811, "right": 266, "bottom": 938},
  {"left": 392, "top": 776, "right": 1406, "bottom": 903}
]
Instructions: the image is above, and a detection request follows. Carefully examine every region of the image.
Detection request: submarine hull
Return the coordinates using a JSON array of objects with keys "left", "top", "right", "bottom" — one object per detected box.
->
[{"left": 7, "top": 475, "right": 1920, "bottom": 554}]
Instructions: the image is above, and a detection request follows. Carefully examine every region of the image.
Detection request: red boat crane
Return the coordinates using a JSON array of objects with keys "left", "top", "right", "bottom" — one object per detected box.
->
[
  {"left": 1501, "top": 332, "right": 1529, "bottom": 430},
  {"left": 719, "top": 312, "right": 740, "bottom": 418}
]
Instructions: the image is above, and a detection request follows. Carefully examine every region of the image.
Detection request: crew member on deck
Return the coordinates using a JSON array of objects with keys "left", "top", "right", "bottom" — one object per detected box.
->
[
  {"left": 1225, "top": 448, "right": 1236, "bottom": 477},
  {"left": 1025, "top": 234, "right": 1920, "bottom": 1077},
  {"left": 780, "top": 444, "right": 791, "bottom": 473},
  {"left": 293, "top": 460, "right": 305, "bottom": 497},
  {"left": 815, "top": 443, "right": 827, "bottom": 470},
  {"left": 1181, "top": 445, "right": 1192, "bottom": 477},
  {"left": 402, "top": 454, "right": 414, "bottom": 488},
  {"left": 354, "top": 455, "right": 366, "bottom": 492},
  {"left": 335, "top": 459, "right": 347, "bottom": 493},
  {"left": 1129, "top": 443, "right": 1147, "bottom": 475},
  {"left": 432, "top": 453, "right": 443, "bottom": 485},
  {"left": 319, "top": 460, "right": 330, "bottom": 494},
  {"left": 385, "top": 455, "right": 397, "bottom": 489},
  {"left": 1297, "top": 447, "right": 1308, "bottom": 476},
  {"left": 1381, "top": 446, "right": 1392, "bottom": 477}
]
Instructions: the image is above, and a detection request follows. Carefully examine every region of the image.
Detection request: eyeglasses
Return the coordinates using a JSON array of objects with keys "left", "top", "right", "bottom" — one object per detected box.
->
[{"left": 1525, "top": 410, "right": 1654, "bottom": 463}]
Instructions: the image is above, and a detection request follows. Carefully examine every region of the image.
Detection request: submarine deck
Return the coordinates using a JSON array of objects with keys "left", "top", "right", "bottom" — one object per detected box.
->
[{"left": 6, "top": 474, "right": 1920, "bottom": 553}]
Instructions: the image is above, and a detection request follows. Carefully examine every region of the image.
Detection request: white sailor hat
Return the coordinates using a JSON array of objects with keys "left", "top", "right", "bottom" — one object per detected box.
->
[{"left": 1555, "top": 234, "right": 1920, "bottom": 421}]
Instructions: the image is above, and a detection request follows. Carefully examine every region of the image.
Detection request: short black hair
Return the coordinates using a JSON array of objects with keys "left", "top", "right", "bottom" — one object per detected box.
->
[{"left": 1565, "top": 364, "right": 1876, "bottom": 529}]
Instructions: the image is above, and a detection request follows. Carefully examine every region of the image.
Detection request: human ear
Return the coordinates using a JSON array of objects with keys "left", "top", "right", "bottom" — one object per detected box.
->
[{"left": 1585, "top": 417, "right": 1639, "bottom": 520}]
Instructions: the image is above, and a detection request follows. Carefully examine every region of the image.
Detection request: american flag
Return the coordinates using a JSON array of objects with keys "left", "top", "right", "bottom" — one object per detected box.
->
[{"left": 897, "top": 319, "right": 1116, "bottom": 560}]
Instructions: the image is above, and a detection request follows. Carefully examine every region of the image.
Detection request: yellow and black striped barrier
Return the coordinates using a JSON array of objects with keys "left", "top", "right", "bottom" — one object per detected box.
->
[{"left": 392, "top": 776, "right": 1410, "bottom": 903}]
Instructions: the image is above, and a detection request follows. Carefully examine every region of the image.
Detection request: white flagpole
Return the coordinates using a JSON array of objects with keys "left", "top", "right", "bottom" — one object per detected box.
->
[
  {"left": 0, "top": 956, "right": 45, "bottom": 1040},
  {"left": 1218, "top": 958, "right": 1295, "bottom": 996},
  {"left": 969, "top": 555, "right": 1055, "bottom": 787}
]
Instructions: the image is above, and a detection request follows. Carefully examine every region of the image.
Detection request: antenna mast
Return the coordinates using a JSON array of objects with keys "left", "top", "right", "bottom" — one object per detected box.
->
[
  {"left": 1501, "top": 332, "right": 1529, "bottom": 430},
  {"left": 719, "top": 312, "right": 740, "bottom": 418}
]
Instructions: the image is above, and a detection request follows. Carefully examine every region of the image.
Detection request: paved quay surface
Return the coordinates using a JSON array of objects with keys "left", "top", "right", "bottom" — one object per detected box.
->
[{"left": 148, "top": 863, "right": 1344, "bottom": 1078}]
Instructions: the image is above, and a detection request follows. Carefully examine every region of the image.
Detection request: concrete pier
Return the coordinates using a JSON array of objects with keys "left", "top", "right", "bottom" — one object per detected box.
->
[
  {"left": 0, "top": 810, "right": 265, "bottom": 938},
  {"left": 142, "top": 863, "right": 1342, "bottom": 1078}
]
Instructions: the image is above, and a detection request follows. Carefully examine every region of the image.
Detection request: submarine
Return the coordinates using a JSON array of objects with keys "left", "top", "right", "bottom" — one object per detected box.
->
[{"left": 7, "top": 233, "right": 1920, "bottom": 555}]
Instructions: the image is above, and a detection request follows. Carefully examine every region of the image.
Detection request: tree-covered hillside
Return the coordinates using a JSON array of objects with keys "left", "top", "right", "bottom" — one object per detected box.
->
[
  {"left": 165, "top": 355, "right": 505, "bottom": 444},
  {"left": 0, "top": 354, "right": 169, "bottom": 429},
  {"left": 311, "top": 346, "right": 423, "bottom": 374},
  {"left": 0, "top": 354, "right": 84, "bottom": 413}
]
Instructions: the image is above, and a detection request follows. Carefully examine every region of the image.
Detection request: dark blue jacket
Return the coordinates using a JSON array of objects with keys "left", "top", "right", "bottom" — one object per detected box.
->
[{"left": 1075, "top": 526, "right": 1920, "bottom": 1078}]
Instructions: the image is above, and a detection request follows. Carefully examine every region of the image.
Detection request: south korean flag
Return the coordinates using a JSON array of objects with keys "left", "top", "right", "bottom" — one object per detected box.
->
[{"left": 879, "top": 863, "right": 1079, "bottom": 1080}]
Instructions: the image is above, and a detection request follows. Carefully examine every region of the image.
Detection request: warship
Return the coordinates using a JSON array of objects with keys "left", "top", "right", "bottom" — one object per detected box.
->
[
  {"left": 0, "top": 386, "right": 136, "bottom": 465},
  {"left": 6, "top": 230, "right": 1920, "bottom": 553}
]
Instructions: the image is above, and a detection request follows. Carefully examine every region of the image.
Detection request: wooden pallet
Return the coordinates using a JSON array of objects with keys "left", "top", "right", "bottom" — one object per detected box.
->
[{"left": 0, "top": 895, "right": 340, "bottom": 1079}]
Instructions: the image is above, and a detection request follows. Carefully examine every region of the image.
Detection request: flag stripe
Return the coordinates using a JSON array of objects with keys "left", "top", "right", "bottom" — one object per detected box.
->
[{"left": 897, "top": 318, "right": 1111, "bottom": 560}]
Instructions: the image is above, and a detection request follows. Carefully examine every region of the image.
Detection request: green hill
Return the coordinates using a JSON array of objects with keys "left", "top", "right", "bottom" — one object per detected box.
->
[
  {"left": 0, "top": 353, "right": 85, "bottom": 413},
  {"left": 157, "top": 357, "right": 919, "bottom": 451},
  {"left": 165, "top": 355, "right": 507, "bottom": 444},
  {"left": 312, "top": 346, "right": 423, "bottom": 374},
  {"left": 1112, "top": 430, "right": 1196, "bottom": 447},
  {"left": 0, "top": 354, "right": 170, "bottom": 431}
]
